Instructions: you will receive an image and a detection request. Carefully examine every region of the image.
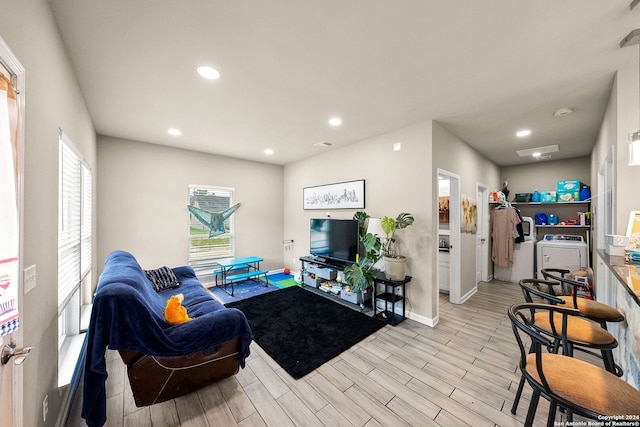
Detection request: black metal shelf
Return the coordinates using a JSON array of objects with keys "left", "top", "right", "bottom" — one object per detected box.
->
[
  {"left": 374, "top": 310, "right": 404, "bottom": 324},
  {"left": 376, "top": 291, "right": 404, "bottom": 304},
  {"left": 373, "top": 273, "right": 411, "bottom": 326}
]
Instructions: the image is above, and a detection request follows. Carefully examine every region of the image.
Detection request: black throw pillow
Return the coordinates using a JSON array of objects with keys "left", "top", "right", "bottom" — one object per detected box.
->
[{"left": 145, "top": 266, "right": 181, "bottom": 292}]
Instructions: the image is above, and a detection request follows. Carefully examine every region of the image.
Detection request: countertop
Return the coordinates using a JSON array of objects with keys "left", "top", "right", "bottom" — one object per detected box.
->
[{"left": 597, "top": 249, "right": 640, "bottom": 307}]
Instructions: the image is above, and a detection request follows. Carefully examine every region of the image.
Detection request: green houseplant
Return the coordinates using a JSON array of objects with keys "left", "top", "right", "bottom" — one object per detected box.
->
[
  {"left": 380, "top": 213, "right": 415, "bottom": 280},
  {"left": 343, "top": 211, "right": 381, "bottom": 295},
  {"left": 343, "top": 211, "right": 415, "bottom": 292}
]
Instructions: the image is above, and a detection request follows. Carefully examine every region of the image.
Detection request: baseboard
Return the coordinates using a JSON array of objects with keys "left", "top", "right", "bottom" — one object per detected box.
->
[
  {"left": 459, "top": 286, "right": 478, "bottom": 304},
  {"left": 406, "top": 310, "right": 438, "bottom": 327}
]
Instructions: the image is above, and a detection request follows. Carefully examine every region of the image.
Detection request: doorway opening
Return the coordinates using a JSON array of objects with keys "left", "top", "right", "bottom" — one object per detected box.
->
[{"left": 437, "top": 170, "right": 462, "bottom": 308}]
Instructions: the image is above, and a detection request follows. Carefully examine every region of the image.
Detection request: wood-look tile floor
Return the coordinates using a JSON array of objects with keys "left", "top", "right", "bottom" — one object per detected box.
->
[{"left": 67, "top": 280, "right": 591, "bottom": 426}]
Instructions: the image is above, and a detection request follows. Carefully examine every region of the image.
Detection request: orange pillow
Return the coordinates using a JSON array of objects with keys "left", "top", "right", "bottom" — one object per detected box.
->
[{"left": 164, "top": 294, "right": 192, "bottom": 325}]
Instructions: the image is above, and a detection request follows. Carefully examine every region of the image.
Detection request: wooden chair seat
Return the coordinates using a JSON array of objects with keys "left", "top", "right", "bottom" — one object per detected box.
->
[
  {"left": 526, "top": 353, "right": 640, "bottom": 416},
  {"left": 533, "top": 312, "right": 615, "bottom": 347},
  {"left": 557, "top": 296, "right": 624, "bottom": 322}
]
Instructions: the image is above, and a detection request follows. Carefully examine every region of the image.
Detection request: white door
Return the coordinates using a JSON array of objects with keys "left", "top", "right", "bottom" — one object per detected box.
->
[{"left": 0, "top": 37, "right": 26, "bottom": 427}]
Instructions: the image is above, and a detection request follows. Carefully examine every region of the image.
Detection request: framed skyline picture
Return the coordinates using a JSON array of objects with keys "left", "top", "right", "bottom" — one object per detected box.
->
[{"left": 303, "top": 179, "right": 365, "bottom": 210}]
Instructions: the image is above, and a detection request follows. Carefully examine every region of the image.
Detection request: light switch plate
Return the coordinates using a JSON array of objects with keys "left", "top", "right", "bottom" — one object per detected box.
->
[{"left": 24, "top": 264, "right": 36, "bottom": 294}]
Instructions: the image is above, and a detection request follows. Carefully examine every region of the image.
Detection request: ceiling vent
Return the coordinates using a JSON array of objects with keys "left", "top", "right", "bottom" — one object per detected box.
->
[
  {"left": 553, "top": 108, "right": 574, "bottom": 118},
  {"left": 314, "top": 141, "right": 333, "bottom": 148},
  {"left": 516, "top": 144, "right": 559, "bottom": 158}
]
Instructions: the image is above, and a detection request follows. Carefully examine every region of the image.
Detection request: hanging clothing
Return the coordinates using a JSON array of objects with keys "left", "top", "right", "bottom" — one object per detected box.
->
[
  {"left": 491, "top": 207, "right": 521, "bottom": 268},
  {"left": 514, "top": 208, "right": 525, "bottom": 243}
]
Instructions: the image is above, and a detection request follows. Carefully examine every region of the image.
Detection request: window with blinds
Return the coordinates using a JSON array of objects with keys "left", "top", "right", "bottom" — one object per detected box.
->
[
  {"left": 81, "top": 164, "right": 92, "bottom": 276},
  {"left": 188, "top": 185, "right": 235, "bottom": 274},
  {"left": 58, "top": 134, "right": 92, "bottom": 311}
]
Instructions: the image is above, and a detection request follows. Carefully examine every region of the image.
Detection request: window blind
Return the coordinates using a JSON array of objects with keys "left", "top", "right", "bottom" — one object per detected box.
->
[
  {"left": 81, "top": 164, "right": 92, "bottom": 276},
  {"left": 58, "top": 135, "right": 91, "bottom": 311}
]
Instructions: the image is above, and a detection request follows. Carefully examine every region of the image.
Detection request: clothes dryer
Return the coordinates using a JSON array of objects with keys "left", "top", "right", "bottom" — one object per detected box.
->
[{"left": 536, "top": 234, "right": 588, "bottom": 278}]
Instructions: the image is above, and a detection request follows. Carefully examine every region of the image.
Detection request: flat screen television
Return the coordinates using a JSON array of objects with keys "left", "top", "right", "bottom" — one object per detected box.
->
[{"left": 309, "top": 218, "right": 359, "bottom": 264}]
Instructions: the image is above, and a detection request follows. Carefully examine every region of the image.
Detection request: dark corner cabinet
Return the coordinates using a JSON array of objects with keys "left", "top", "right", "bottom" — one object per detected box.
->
[{"left": 299, "top": 256, "right": 411, "bottom": 325}]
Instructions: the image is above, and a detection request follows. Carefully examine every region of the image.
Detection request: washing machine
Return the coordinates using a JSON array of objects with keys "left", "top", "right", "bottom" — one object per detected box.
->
[
  {"left": 536, "top": 234, "right": 588, "bottom": 278},
  {"left": 494, "top": 217, "right": 536, "bottom": 283}
]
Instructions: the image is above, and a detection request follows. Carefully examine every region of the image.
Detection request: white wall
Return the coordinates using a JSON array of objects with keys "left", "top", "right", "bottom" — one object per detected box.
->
[
  {"left": 284, "top": 121, "right": 435, "bottom": 322},
  {"left": 0, "top": 0, "right": 96, "bottom": 425},
  {"left": 590, "top": 48, "right": 640, "bottom": 242},
  {"left": 590, "top": 48, "right": 640, "bottom": 392},
  {"left": 432, "top": 122, "right": 501, "bottom": 300},
  {"left": 613, "top": 47, "right": 640, "bottom": 234},
  {"left": 97, "top": 136, "right": 284, "bottom": 274}
]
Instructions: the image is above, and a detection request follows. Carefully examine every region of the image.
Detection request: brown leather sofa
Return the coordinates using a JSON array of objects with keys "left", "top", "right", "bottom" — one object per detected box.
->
[
  {"left": 119, "top": 337, "right": 241, "bottom": 406},
  {"left": 82, "top": 251, "right": 253, "bottom": 427}
]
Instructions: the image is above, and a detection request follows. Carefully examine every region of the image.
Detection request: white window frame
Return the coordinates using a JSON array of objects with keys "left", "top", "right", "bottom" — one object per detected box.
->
[
  {"left": 58, "top": 132, "right": 92, "bottom": 346},
  {"left": 188, "top": 185, "right": 235, "bottom": 276}
]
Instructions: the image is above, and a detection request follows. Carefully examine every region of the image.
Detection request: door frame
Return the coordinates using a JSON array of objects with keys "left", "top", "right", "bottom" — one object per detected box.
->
[
  {"left": 0, "top": 35, "right": 26, "bottom": 427},
  {"left": 437, "top": 169, "right": 462, "bottom": 304},
  {"left": 597, "top": 146, "right": 615, "bottom": 307},
  {"left": 476, "top": 183, "right": 489, "bottom": 283}
]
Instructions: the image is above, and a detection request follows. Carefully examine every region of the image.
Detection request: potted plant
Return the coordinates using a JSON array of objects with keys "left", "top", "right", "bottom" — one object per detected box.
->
[
  {"left": 343, "top": 212, "right": 381, "bottom": 297},
  {"left": 380, "top": 213, "right": 415, "bottom": 280}
]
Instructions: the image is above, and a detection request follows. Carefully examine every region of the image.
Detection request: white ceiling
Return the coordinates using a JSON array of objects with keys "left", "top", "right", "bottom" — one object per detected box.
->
[{"left": 50, "top": 1, "right": 639, "bottom": 166}]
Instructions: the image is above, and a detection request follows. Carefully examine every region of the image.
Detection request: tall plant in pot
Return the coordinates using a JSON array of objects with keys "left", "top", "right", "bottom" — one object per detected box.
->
[
  {"left": 343, "top": 212, "right": 381, "bottom": 296},
  {"left": 380, "top": 213, "right": 415, "bottom": 280}
]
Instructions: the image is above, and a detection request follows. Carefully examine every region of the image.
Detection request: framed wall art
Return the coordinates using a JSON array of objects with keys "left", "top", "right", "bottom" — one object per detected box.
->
[
  {"left": 627, "top": 211, "right": 640, "bottom": 239},
  {"left": 461, "top": 195, "right": 477, "bottom": 233},
  {"left": 303, "top": 179, "right": 365, "bottom": 210},
  {"left": 438, "top": 196, "right": 450, "bottom": 223}
]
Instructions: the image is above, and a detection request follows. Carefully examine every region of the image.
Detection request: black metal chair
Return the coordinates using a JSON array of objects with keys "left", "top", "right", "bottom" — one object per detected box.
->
[
  {"left": 518, "top": 278, "right": 620, "bottom": 374},
  {"left": 512, "top": 279, "right": 622, "bottom": 416},
  {"left": 508, "top": 302, "right": 640, "bottom": 427},
  {"left": 541, "top": 268, "right": 625, "bottom": 330}
]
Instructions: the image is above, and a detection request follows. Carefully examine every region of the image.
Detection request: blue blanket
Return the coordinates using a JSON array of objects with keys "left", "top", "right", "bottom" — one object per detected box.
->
[{"left": 81, "top": 251, "right": 253, "bottom": 427}]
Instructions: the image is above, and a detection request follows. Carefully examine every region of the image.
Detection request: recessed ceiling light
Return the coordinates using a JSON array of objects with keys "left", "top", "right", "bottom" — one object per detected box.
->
[
  {"left": 532, "top": 151, "right": 541, "bottom": 157},
  {"left": 168, "top": 128, "right": 181, "bottom": 136},
  {"left": 197, "top": 66, "right": 220, "bottom": 80},
  {"left": 328, "top": 117, "right": 342, "bottom": 126},
  {"left": 264, "top": 148, "right": 274, "bottom": 155},
  {"left": 516, "top": 129, "right": 531, "bottom": 138}
]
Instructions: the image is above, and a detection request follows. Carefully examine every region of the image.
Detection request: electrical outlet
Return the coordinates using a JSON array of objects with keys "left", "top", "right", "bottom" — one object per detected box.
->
[
  {"left": 24, "top": 264, "right": 37, "bottom": 294},
  {"left": 43, "top": 394, "right": 48, "bottom": 422}
]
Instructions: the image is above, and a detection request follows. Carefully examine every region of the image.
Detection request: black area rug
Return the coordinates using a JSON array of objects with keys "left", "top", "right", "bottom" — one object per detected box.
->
[{"left": 226, "top": 286, "right": 386, "bottom": 379}]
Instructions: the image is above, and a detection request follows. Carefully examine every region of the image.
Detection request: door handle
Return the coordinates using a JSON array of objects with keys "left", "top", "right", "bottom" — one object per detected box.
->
[
  {"left": 480, "top": 238, "right": 486, "bottom": 242},
  {"left": 1, "top": 342, "right": 33, "bottom": 366}
]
